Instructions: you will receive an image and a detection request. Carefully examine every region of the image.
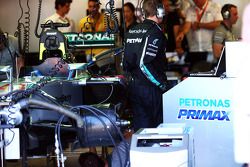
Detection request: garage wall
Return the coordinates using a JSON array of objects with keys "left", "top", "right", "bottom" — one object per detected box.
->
[{"left": 0, "top": 0, "right": 249, "bottom": 52}]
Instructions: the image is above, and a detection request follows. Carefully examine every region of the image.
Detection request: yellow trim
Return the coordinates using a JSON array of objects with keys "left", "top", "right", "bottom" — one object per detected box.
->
[
  {"left": 39, "top": 43, "right": 46, "bottom": 60},
  {"left": 59, "top": 43, "right": 66, "bottom": 59}
]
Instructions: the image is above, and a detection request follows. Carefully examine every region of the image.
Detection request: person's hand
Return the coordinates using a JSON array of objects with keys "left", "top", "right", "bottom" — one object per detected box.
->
[
  {"left": 16, "top": 56, "right": 24, "bottom": 79},
  {"left": 191, "top": 22, "right": 200, "bottom": 31},
  {"left": 16, "top": 56, "right": 24, "bottom": 69},
  {"left": 159, "top": 82, "right": 170, "bottom": 93},
  {"left": 176, "top": 32, "right": 184, "bottom": 42},
  {"left": 176, "top": 47, "right": 184, "bottom": 56}
]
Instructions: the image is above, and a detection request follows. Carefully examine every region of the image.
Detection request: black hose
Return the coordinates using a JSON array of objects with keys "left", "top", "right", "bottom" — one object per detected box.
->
[{"left": 18, "top": 98, "right": 84, "bottom": 128}]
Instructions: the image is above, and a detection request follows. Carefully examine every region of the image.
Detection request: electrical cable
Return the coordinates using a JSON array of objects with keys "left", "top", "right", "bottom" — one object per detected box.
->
[
  {"left": 12, "top": 98, "right": 84, "bottom": 128},
  {"left": 91, "top": 79, "right": 114, "bottom": 105},
  {"left": 57, "top": 116, "right": 64, "bottom": 154},
  {"left": 73, "top": 105, "right": 120, "bottom": 164},
  {"left": 34, "top": 0, "right": 43, "bottom": 38},
  {"left": 7, "top": 107, "right": 18, "bottom": 126},
  {"left": 84, "top": 105, "right": 130, "bottom": 167},
  {"left": 24, "top": 0, "right": 30, "bottom": 53},
  {"left": 15, "top": 0, "right": 31, "bottom": 54},
  {"left": 54, "top": 133, "right": 60, "bottom": 167},
  {"left": 32, "top": 91, "right": 63, "bottom": 106},
  {"left": 102, "top": 62, "right": 112, "bottom": 75},
  {"left": 86, "top": 46, "right": 123, "bottom": 76},
  {"left": 2, "top": 58, "right": 66, "bottom": 102},
  {"left": 4, "top": 128, "right": 15, "bottom": 147},
  {"left": 89, "top": 106, "right": 129, "bottom": 166},
  {"left": 76, "top": 106, "right": 116, "bottom": 144},
  {"left": 71, "top": 105, "right": 130, "bottom": 167},
  {"left": 104, "top": 0, "right": 119, "bottom": 34},
  {"left": 121, "top": 0, "right": 125, "bottom": 34},
  {"left": 55, "top": 115, "right": 65, "bottom": 167},
  {"left": 0, "top": 56, "right": 69, "bottom": 127},
  {"left": 15, "top": 0, "right": 24, "bottom": 53}
]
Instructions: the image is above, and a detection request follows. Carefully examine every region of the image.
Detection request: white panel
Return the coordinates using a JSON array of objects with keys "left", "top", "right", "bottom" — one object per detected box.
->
[
  {"left": 4, "top": 128, "right": 20, "bottom": 159},
  {"left": 163, "top": 77, "right": 240, "bottom": 167},
  {"left": 225, "top": 41, "right": 250, "bottom": 78},
  {"left": 231, "top": 41, "right": 250, "bottom": 163}
]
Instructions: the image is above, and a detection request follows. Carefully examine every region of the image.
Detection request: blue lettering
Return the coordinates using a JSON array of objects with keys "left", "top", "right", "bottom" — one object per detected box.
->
[
  {"left": 212, "top": 111, "right": 221, "bottom": 120},
  {"left": 178, "top": 109, "right": 230, "bottom": 121},
  {"left": 219, "top": 111, "right": 230, "bottom": 121},
  {"left": 178, "top": 109, "right": 187, "bottom": 119},
  {"left": 194, "top": 110, "right": 201, "bottom": 119},
  {"left": 199, "top": 110, "right": 213, "bottom": 120},
  {"left": 187, "top": 109, "right": 196, "bottom": 119}
]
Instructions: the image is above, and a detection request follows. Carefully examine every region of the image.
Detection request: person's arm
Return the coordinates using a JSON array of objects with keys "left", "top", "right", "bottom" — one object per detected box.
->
[
  {"left": 212, "top": 43, "right": 224, "bottom": 59},
  {"left": 176, "top": 21, "right": 191, "bottom": 42},
  {"left": 139, "top": 31, "right": 168, "bottom": 91},
  {"left": 16, "top": 54, "right": 24, "bottom": 68},
  {"left": 69, "top": 19, "right": 76, "bottom": 32},
  {"left": 79, "top": 18, "right": 85, "bottom": 32},
  {"left": 9, "top": 35, "right": 24, "bottom": 78},
  {"left": 174, "top": 25, "right": 184, "bottom": 55},
  {"left": 212, "top": 25, "right": 225, "bottom": 59},
  {"left": 193, "top": 2, "right": 222, "bottom": 31},
  {"left": 16, "top": 54, "right": 24, "bottom": 78},
  {"left": 195, "top": 20, "right": 221, "bottom": 30}
]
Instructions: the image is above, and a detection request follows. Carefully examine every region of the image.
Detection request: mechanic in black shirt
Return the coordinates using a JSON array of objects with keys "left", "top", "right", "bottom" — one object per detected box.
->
[{"left": 123, "top": 0, "right": 169, "bottom": 132}]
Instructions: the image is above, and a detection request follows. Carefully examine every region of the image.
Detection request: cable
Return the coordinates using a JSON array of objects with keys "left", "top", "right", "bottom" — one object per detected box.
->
[
  {"left": 92, "top": 79, "right": 114, "bottom": 105},
  {"left": 74, "top": 105, "right": 120, "bottom": 164},
  {"left": 6, "top": 98, "right": 84, "bottom": 127},
  {"left": 16, "top": 59, "right": 65, "bottom": 102},
  {"left": 86, "top": 46, "right": 123, "bottom": 76},
  {"left": 55, "top": 115, "right": 66, "bottom": 167},
  {"left": 15, "top": 0, "right": 24, "bottom": 53},
  {"left": 0, "top": 58, "right": 66, "bottom": 106},
  {"left": 4, "top": 128, "right": 15, "bottom": 147},
  {"left": 57, "top": 116, "right": 64, "bottom": 154},
  {"left": 24, "top": 0, "right": 30, "bottom": 53},
  {"left": 71, "top": 105, "right": 130, "bottom": 167},
  {"left": 7, "top": 106, "right": 19, "bottom": 126},
  {"left": 15, "top": 0, "right": 31, "bottom": 54},
  {"left": 84, "top": 105, "right": 129, "bottom": 167},
  {"left": 104, "top": 0, "right": 119, "bottom": 34},
  {"left": 32, "top": 90, "right": 63, "bottom": 106},
  {"left": 121, "top": 0, "right": 125, "bottom": 34},
  {"left": 54, "top": 133, "right": 61, "bottom": 167},
  {"left": 34, "top": 0, "right": 43, "bottom": 38}
]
